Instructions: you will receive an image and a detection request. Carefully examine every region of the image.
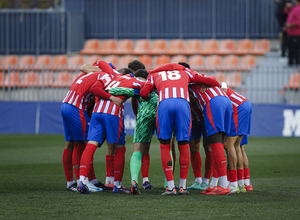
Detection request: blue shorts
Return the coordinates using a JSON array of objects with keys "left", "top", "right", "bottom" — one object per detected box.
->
[
  {"left": 61, "top": 103, "right": 90, "bottom": 142},
  {"left": 87, "top": 113, "right": 126, "bottom": 146},
  {"left": 228, "top": 101, "right": 252, "bottom": 136},
  {"left": 240, "top": 135, "right": 248, "bottom": 146},
  {"left": 190, "top": 120, "right": 208, "bottom": 140},
  {"left": 204, "top": 96, "right": 233, "bottom": 137},
  {"left": 156, "top": 98, "right": 192, "bottom": 142}
]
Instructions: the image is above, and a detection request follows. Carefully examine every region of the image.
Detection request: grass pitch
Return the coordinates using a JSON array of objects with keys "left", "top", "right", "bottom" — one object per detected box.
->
[{"left": 0, "top": 135, "right": 300, "bottom": 219}]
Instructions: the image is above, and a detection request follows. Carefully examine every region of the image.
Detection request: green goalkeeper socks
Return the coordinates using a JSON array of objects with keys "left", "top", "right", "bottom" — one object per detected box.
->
[{"left": 130, "top": 151, "right": 142, "bottom": 184}]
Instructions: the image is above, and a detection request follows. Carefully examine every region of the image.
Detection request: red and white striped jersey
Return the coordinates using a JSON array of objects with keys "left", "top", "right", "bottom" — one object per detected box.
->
[
  {"left": 93, "top": 74, "right": 145, "bottom": 118},
  {"left": 226, "top": 87, "right": 248, "bottom": 108},
  {"left": 190, "top": 101, "right": 204, "bottom": 121},
  {"left": 144, "top": 64, "right": 203, "bottom": 103},
  {"left": 189, "top": 84, "right": 228, "bottom": 110},
  {"left": 62, "top": 72, "right": 112, "bottom": 111}
]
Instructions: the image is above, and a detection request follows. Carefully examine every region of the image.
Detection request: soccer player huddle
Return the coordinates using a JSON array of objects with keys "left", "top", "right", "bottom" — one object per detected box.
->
[{"left": 61, "top": 59, "right": 253, "bottom": 196}]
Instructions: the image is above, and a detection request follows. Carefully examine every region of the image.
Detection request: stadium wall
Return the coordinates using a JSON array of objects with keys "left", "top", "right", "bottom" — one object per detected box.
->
[{"left": 0, "top": 101, "right": 299, "bottom": 137}]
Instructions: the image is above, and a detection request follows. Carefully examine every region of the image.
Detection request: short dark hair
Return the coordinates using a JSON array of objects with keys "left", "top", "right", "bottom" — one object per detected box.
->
[
  {"left": 178, "top": 62, "right": 190, "bottom": 68},
  {"left": 117, "top": 68, "right": 132, "bottom": 75},
  {"left": 134, "top": 69, "right": 149, "bottom": 80},
  {"left": 128, "top": 60, "right": 146, "bottom": 73}
]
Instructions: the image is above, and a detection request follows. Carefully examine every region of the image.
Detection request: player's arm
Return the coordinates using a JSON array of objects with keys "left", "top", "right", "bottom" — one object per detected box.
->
[
  {"left": 193, "top": 74, "right": 220, "bottom": 87},
  {"left": 131, "top": 97, "right": 139, "bottom": 117},
  {"left": 109, "top": 87, "right": 141, "bottom": 99},
  {"left": 86, "top": 97, "right": 95, "bottom": 118},
  {"left": 80, "top": 63, "right": 102, "bottom": 74},
  {"left": 150, "top": 63, "right": 185, "bottom": 74},
  {"left": 90, "top": 80, "right": 123, "bottom": 106}
]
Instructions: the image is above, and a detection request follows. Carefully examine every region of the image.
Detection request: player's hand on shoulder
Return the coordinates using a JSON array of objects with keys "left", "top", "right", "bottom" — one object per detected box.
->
[
  {"left": 200, "top": 84, "right": 210, "bottom": 93},
  {"left": 109, "top": 96, "right": 123, "bottom": 107}
]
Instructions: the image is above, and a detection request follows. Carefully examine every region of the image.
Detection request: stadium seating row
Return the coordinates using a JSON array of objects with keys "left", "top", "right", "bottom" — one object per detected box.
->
[
  {"left": 0, "top": 71, "right": 243, "bottom": 90},
  {"left": 79, "top": 39, "right": 270, "bottom": 56},
  {"left": 0, "top": 54, "right": 256, "bottom": 72},
  {"left": 285, "top": 72, "right": 300, "bottom": 90}
]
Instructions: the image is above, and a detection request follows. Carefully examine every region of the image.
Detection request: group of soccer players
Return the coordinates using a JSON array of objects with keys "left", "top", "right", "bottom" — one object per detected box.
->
[{"left": 61, "top": 58, "right": 253, "bottom": 195}]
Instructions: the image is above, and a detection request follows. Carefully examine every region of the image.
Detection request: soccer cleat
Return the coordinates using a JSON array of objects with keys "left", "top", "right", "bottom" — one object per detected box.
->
[
  {"left": 77, "top": 181, "right": 91, "bottom": 194},
  {"left": 105, "top": 183, "right": 114, "bottom": 189},
  {"left": 112, "top": 185, "right": 130, "bottom": 193},
  {"left": 229, "top": 185, "right": 240, "bottom": 194},
  {"left": 142, "top": 181, "right": 153, "bottom": 189},
  {"left": 201, "top": 186, "right": 217, "bottom": 194},
  {"left": 178, "top": 187, "right": 189, "bottom": 195},
  {"left": 187, "top": 182, "right": 201, "bottom": 190},
  {"left": 130, "top": 181, "right": 141, "bottom": 195},
  {"left": 245, "top": 184, "right": 253, "bottom": 191},
  {"left": 67, "top": 182, "right": 77, "bottom": 192},
  {"left": 206, "top": 186, "right": 231, "bottom": 195},
  {"left": 239, "top": 185, "right": 247, "bottom": 193},
  {"left": 199, "top": 182, "right": 209, "bottom": 190},
  {"left": 86, "top": 181, "right": 103, "bottom": 192},
  {"left": 95, "top": 181, "right": 113, "bottom": 190},
  {"left": 161, "top": 187, "right": 177, "bottom": 196}
]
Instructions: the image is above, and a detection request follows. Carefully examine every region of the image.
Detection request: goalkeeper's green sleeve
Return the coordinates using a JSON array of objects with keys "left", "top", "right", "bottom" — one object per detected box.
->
[{"left": 109, "top": 87, "right": 135, "bottom": 97}]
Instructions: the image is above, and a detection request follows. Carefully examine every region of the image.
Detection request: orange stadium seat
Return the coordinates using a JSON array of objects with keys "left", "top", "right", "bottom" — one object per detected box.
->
[
  {"left": 20, "top": 71, "right": 38, "bottom": 88},
  {"left": 170, "top": 55, "right": 187, "bottom": 64},
  {"left": 181, "top": 39, "right": 201, "bottom": 56},
  {"left": 97, "top": 39, "right": 117, "bottom": 55},
  {"left": 226, "top": 72, "right": 242, "bottom": 89},
  {"left": 67, "top": 55, "right": 85, "bottom": 71},
  {"left": 38, "top": 71, "right": 53, "bottom": 88},
  {"left": 285, "top": 72, "right": 300, "bottom": 90},
  {"left": 18, "top": 55, "right": 35, "bottom": 71},
  {"left": 203, "top": 55, "right": 222, "bottom": 72},
  {"left": 4, "top": 71, "right": 19, "bottom": 88},
  {"left": 113, "top": 39, "right": 133, "bottom": 55},
  {"left": 1, "top": 55, "right": 18, "bottom": 71},
  {"left": 80, "top": 39, "right": 101, "bottom": 55},
  {"left": 165, "top": 39, "right": 184, "bottom": 55},
  {"left": 103, "top": 55, "right": 119, "bottom": 68},
  {"left": 237, "top": 55, "right": 256, "bottom": 71},
  {"left": 86, "top": 55, "right": 102, "bottom": 64},
  {"left": 250, "top": 39, "right": 270, "bottom": 56},
  {"left": 132, "top": 39, "right": 150, "bottom": 55},
  {"left": 71, "top": 72, "right": 82, "bottom": 83},
  {"left": 218, "top": 55, "right": 239, "bottom": 72},
  {"left": 152, "top": 55, "right": 170, "bottom": 69},
  {"left": 188, "top": 55, "right": 204, "bottom": 71},
  {"left": 137, "top": 55, "right": 152, "bottom": 70},
  {"left": 215, "top": 39, "right": 236, "bottom": 56},
  {"left": 33, "top": 55, "right": 51, "bottom": 71},
  {"left": 148, "top": 39, "right": 167, "bottom": 55},
  {"left": 52, "top": 71, "right": 71, "bottom": 88},
  {"left": 214, "top": 72, "right": 226, "bottom": 82},
  {"left": 52, "top": 55, "right": 68, "bottom": 71},
  {"left": 117, "top": 55, "right": 135, "bottom": 69},
  {"left": 0, "top": 72, "right": 3, "bottom": 88},
  {"left": 233, "top": 39, "right": 253, "bottom": 55},
  {"left": 199, "top": 39, "right": 218, "bottom": 55}
]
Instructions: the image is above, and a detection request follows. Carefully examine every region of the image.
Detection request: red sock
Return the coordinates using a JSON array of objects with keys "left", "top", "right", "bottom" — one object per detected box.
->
[
  {"left": 141, "top": 154, "right": 150, "bottom": 178},
  {"left": 227, "top": 169, "right": 230, "bottom": 181},
  {"left": 204, "top": 151, "right": 214, "bottom": 179},
  {"left": 106, "top": 155, "right": 115, "bottom": 178},
  {"left": 72, "top": 143, "right": 85, "bottom": 180},
  {"left": 238, "top": 169, "right": 244, "bottom": 181},
  {"left": 191, "top": 152, "right": 202, "bottom": 178},
  {"left": 244, "top": 168, "right": 250, "bottom": 180},
  {"left": 229, "top": 169, "right": 237, "bottom": 183},
  {"left": 212, "top": 164, "right": 219, "bottom": 178},
  {"left": 211, "top": 143, "right": 227, "bottom": 177},
  {"left": 172, "top": 151, "right": 176, "bottom": 174},
  {"left": 114, "top": 147, "right": 126, "bottom": 182},
  {"left": 178, "top": 144, "right": 190, "bottom": 179},
  {"left": 79, "top": 143, "right": 97, "bottom": 178},
  {"left": 88, "top": 158, "right": 96, "bottom": 181},
  {"left": 63, "top": 149, "right": 74, "bottom": 181},
  {"left": 160, "top": 143, "right": 174, "bottom": 181}
]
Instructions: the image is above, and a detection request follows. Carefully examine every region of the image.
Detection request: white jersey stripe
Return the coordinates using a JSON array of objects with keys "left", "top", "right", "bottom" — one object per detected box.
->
[
  {"left": 172, "top": 87, "right": 177, "bottom": 98},
  {"left": 165, "top": 88, "right": 169, "bottom": 99}
]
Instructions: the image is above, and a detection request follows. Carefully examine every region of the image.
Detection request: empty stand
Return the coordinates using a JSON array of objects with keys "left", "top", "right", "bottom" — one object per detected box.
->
[
  {"left": 86, "top": 55, "right": 102, "bottom": 64},
  {"left": 203, "top": 55, "right": 222, "bottom": 72},
  {"left": 103, "top": 55, "right": 119, "bottom": 67},
  {"left": 113, "top": 39, "right": 133, "bottom": 55},
  {"left": 199, "top": 39, "right": 218, "bottom": 55},
  {"left": 188, "top": 55, "right": 204, "bottom": 71},
  {"left": 38, "top": 71, "right": 53, "bottom": 87},
  {"left": 117, "top": 55, "right": 135, "bottom": 69},
  {"left": 152, "top": 55, "right": 170, "bottom": 69},
  {"left": 170, "top": 55, "right": 187, "bottom": 64},
  {"left": 18, "top": 55, "right": 35, "bottom": 71},
  {"left": 20, "top": 71, "right": 38, "bottom": 88},
  {"left": 250, "top": 39, "right": 270, "bottom": 55},
  {"left": 237, "top": 55, "right": 256, "bottom": 71},
  {"left": 1, "top": 55, "right": 18, "bottom": 71},
  {"left": 33, "top": 55, "right": 51, "bottom": 71},
  {"left": 4, "top": 71, "right": 19, "bottom": 88},
  {"left": 233, "top": 39, "right": 253, "bottom": 55},
  {"left": 148, "top": 39, "right": 167, "bottom": 55},
  {"left": 212, "top": 72, "right": 226, "bottom": 82},
  {"left": 97, "top": 39, "right": 117, "bottom": 55},
  {"left": 137, "top": 55, "right": 152, "bottom": 70},
  {"left": 132, "top": 39, "right": 150, "bottom": 55},
  {"left": 285, "top": 72, "right": 300, "bottom": 90},
  {"left": 0, "top": 72, "right": 3, "bottom": 88},
  {"left": 218, "top": 55, "right": 239, "bottom": 72},
  {"left": 52, "top": 71, "right": 71, "bottom": 88},
  {"left": 67, "top": 55, "right": 85, "bottom": 71},
  {"left": 181, "top": 39, "right": 201, "bottom": 56},
  {"left": 226, "top": 72, "right": 242, "bottom": 89},
  {"left": 52, "top": 55, "right": 68, "bottom": 71},
  {"left": 215, "top": 39, "right": 236, "bottom": 56},
  {"left": 165, "top": 39, "right": 184, "bottom": 55},
  {"left": 79, "top": 39, "right": 101, "bottom": 55}
]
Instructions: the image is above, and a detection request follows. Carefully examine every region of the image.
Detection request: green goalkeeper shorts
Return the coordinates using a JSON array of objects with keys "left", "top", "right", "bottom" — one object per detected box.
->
[{"left": 133, "top": 92, "right": 158, "bottom": 143}]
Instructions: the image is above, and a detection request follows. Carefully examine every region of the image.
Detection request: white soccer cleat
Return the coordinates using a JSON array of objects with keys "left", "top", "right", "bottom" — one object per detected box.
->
[{"left": 86, "top": 181, "right": 103, "bottom": 192}]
